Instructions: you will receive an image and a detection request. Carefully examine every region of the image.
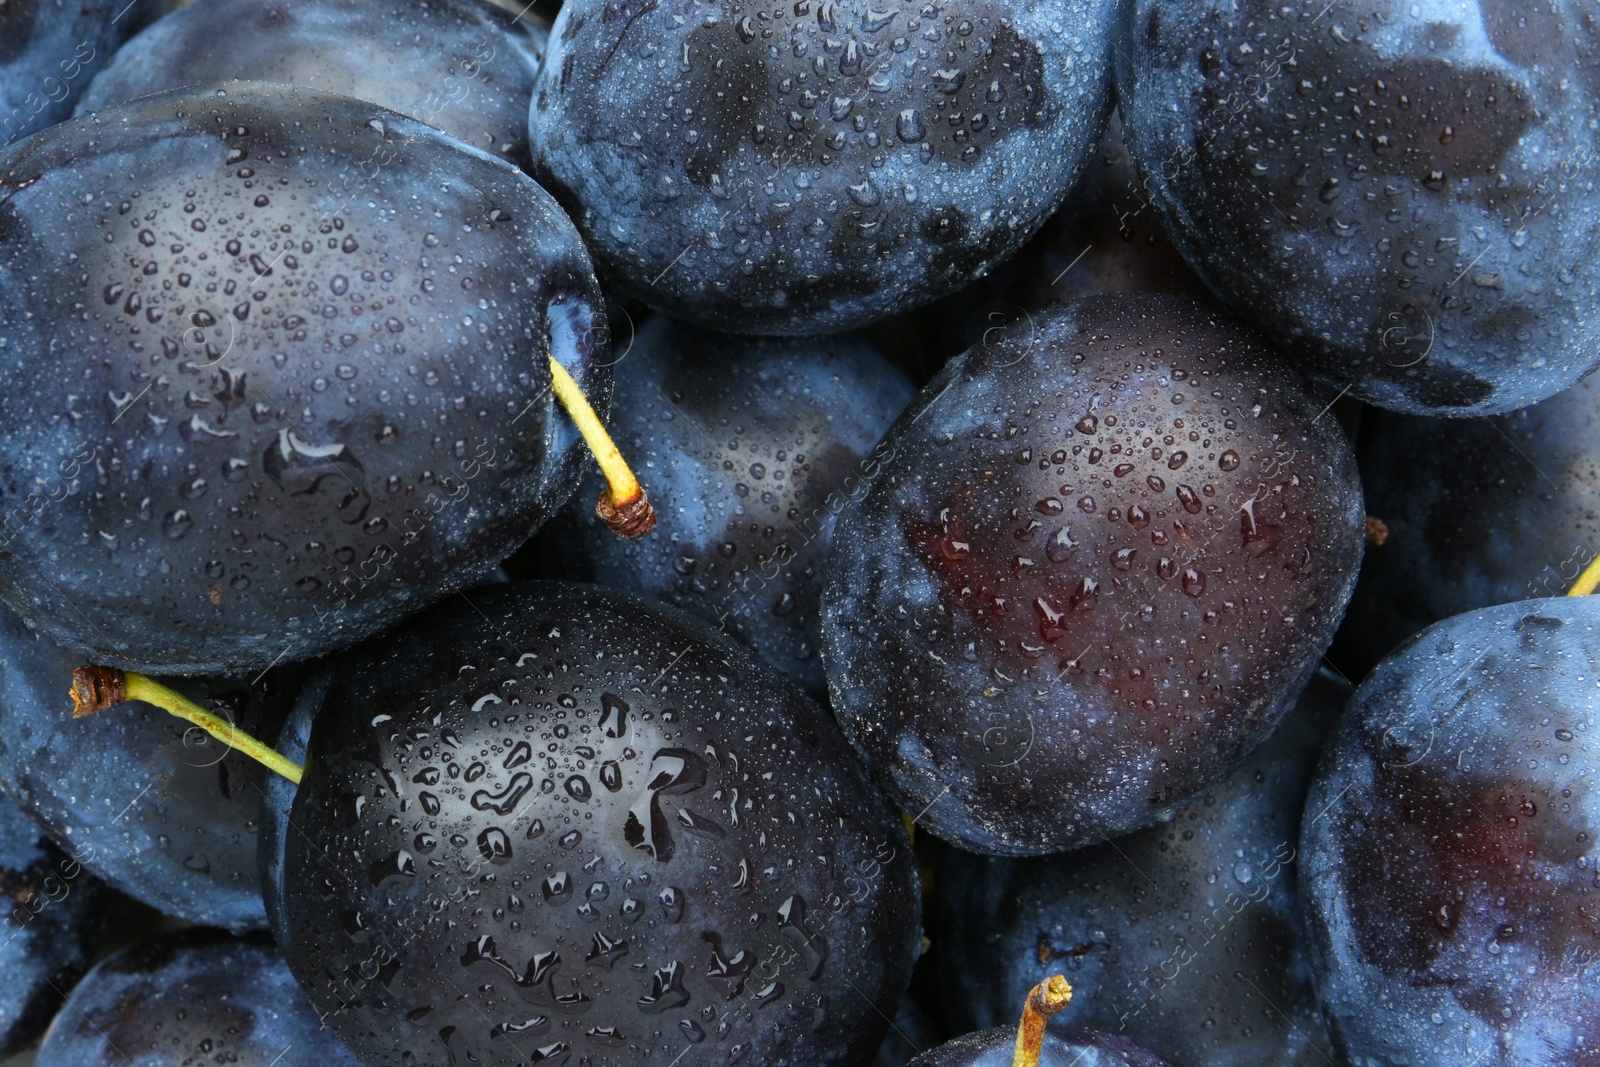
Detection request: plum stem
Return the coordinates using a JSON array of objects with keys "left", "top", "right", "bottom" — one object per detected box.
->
[
  {"left": 547, "top": 355, "right": 656, "bottom": 540},
  {"left": 69, "top": 666, "right": 303, "bottom": 785},
  {"left": 1012, "top": 974, "right": 1072, "bottom": 1067},
  {"left": 1568, "top": 555, "right": 1600, "bottom": 597}
]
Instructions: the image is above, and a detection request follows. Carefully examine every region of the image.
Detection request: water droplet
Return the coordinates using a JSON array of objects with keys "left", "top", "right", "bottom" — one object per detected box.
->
[
  {"left": 896, "top": 109, "right": 925, "bottom": 142},
  {"left": 600, "top": 693, "right": 630, "bottom": 738},
  {"left": 477, "top": 828, "right": 513, "bottom": 865},
  {"left": 542, "top": 871, "right": 572, "bottom": 903},
  {"left": 1046, "top": 527, "right": 1077, "bottom": 564}
]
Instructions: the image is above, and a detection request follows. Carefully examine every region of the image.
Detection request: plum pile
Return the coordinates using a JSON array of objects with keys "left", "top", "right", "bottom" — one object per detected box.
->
[{"left": 0, "top": 1, "right": 1592, "bottom": 1067}]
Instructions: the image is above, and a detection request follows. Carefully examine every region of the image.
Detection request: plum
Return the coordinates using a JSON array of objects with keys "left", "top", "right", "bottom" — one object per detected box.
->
[
  {"left": 1302, "top": 596, "right": 1600, "bottom": 1065},
  {"left": 0, "top": 0, "right": 156, "bottom": 146},
  {"left": 1116, "top": 0, "right": 1600, "bottom": 416},
  {"left": 822, "top": 292, "right": 1364, "bottom": 855},
  {"left": 0, "top": 82, "right": 609, "bottom": 674},
  {"left": 524, "top": 314, "right": 916, "bottom": 694},
  {"left": 938, "top": 670, "right": 1346, "bottom": 1067},
  {"left": 0, "top": 791, "right": 102, "bottom": 1058},
  {"left": 255, "top": 580, "right": 920, "bottom": 1067},
  {"left": 1341, "top": 375, "right": 1600, "bottom": 672},
  {"left": 528, "top": 0, "right": 1119, "bottom": 334},
  {"left": 35, "top": 929, "right": 361, "bottom": 1066},
  {"left": 79, "top": 0, "right": 545, "bottom": 167}
]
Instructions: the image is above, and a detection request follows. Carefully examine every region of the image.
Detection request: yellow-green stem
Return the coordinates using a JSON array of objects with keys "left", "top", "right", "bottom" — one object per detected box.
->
[
  {"left": 70, "top": 667, "right": 302, "bottom": 785},
  {"left": 1568, "top": 555, "right": 1600, "bottom": 597},
  {"left": 547, "top": 356, "right": 656, "bottom": 540}
]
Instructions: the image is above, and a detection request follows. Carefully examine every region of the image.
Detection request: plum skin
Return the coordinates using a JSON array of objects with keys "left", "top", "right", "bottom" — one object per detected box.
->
[
  {"left": 272, "top": 580, "right": 921, "bottom": 1067},
  {"left": 822, "top": 293, "right": 1364, "bottom": 856},
  {"left": 78, "top": 0, "right": 545, "bottom": 167},
  {"left": 526, "top": 315, "right": 916, "bottom": 694},
  {"left": 35, "top": 929, "right": 361, "bottom": 1067},
  {"left": 1301, "top": 597, "right": 1600, "bottom": 1066},
  {"left": 1116, "top": 0, "right": 1600, "bottom": 416},
  {"left": 0, "top": 794, "right": 101, "bottom": 1059},
  {"left": 1340, "top": 376, "right": 1600, "bottom": 673},
  {"left": 0, "top": 82, "right": 608, "bottom": 674},
  {"left": 939, "top": 670, "right": 1345, "bottom": 1066},
  {"left": 0, "top": 0, "right": 157, "bottom": 146},
  {"left": 529, "top": 0, "right": 1119, "bottom": 335}
]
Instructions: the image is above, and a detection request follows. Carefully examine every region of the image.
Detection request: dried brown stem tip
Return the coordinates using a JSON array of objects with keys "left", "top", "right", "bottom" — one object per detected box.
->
[
  {"left": 1365, "top": 515, "right": 1390, "bottom": 546},
  {"left": 1012, "top": 974, "right": 1073, "bottom": 1067},
  {"left": 70, "top": 665, "right": 127, "bottom": 719},
  {"left": 597, "top": 488, "right": 657, "bottom": 540}
]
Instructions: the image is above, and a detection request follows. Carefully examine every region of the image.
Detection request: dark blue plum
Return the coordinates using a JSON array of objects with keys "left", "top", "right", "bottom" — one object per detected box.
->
[
  {"left": 822, "top": 293, "right": 1365, "bottom": 855},
  {"left": 0, "top": 604, "right": 299, "bottom": 930},
  {"left": 1116, "top": 0, "right": 1600, "bottom": 416},
  {"left": 0, "top": 792, "right": 101, "bottom": 1058},
  {"left": 524, "top": 315, "right": 915, "bottom": 694},
  {"left": 0, "top": 82, "right": 609, "bottom": 674},
  {"left": 35, "top": 929, "right": 361, "bottom": 1067},
  {"left": 1340, "top": 375, "right": 1600, "bottom": 673},
  {"left": 1301, "top": 597, "right": 1600, "bottom": 1065},
  {"left": 939, "top": 670, "right": 1346, "bottom": 1067},
  {"left": 0, "top": 0, "right": 156, "bottom": 147},
  {"left": 909, "top": 1027, "right": 1171, "bottom": 1067},
  {"left": 79, "top": 0, "right": 545, "bottom": 167},
  {"left": 270, "top": 580, "right": 921, "bottom": 1067},
  {"left": 528, "top": 0, "right": 1119, "bottom": 335}
]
